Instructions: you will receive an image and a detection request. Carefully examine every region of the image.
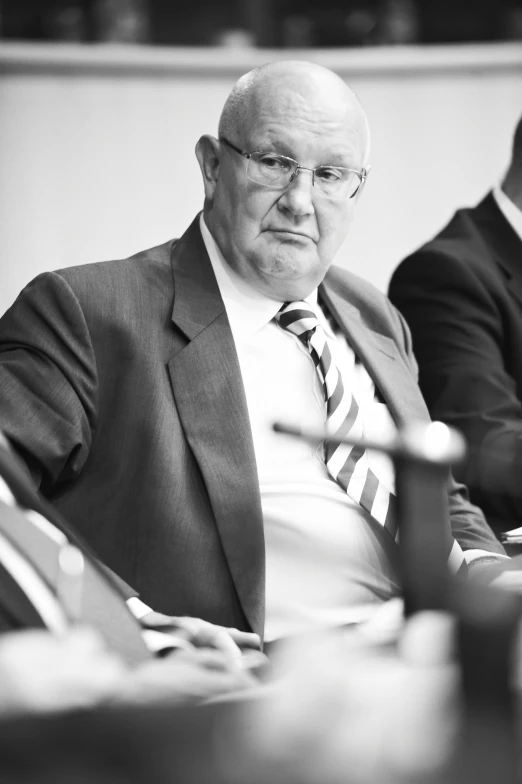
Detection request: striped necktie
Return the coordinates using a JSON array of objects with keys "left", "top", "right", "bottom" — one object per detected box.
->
[
  {"left": 276, "top": 300, "right": 467, "bottom": 573},
  {"left": 276, "top": 301, "right": 397, "bottom": 535}
]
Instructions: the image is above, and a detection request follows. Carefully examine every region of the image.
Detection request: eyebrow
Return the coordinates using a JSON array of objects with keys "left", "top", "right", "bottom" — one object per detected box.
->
[{"left": 254, "top": 141, "right": 354, "bottom": 167}]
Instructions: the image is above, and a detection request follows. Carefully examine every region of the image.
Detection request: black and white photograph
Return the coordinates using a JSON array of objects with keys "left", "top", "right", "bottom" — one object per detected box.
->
[{"left": 0, "top": 2, "right": 521, "bottom": 781}]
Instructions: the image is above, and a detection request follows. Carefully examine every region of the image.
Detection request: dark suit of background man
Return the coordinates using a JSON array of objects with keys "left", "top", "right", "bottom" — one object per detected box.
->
[
  {"left": 0, "top": 60, "right": 506, "bottom": 645},
  {"left": 389, "top": 115, "right": 522, "bottom": 536}
]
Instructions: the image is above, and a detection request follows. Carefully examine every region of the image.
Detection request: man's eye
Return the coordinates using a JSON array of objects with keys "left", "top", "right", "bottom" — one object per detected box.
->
[
  {"left": 259, "top": 155, "right": 291, "bottom": 171},
  {"left": 316, "top": 167, "right": 343, "bottom": 182}
]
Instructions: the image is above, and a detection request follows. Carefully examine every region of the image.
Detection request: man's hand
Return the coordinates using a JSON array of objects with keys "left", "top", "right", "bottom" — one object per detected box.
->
[
  {"left": 0, "top": 628, "right": 128, "bottom": 716},
  {"left": 139, "top": 612, "right": 261, "bottom": 660}
]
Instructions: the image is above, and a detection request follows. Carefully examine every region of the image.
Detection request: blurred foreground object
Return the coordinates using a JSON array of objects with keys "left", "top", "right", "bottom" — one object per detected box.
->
[
  {"left": 0, "top": 436, "right": 261, "bottom": 713},
  {"left": 0, "top": 628, "right": 127, "bottom": 715},
  {"left": 393, "top": 421, "right": 467, "bottom": 614},
  {"left": 273, "top": 419, "right": 469, "bottom": 613},
  {"left": 227, "top": 596, "right": 520, "bottom": 784},
  {"left": 219, "top": 616, "right": 461, "bottom": 784},
  {"left": 453, "top": 583, "right": 520, "bottom": 784},
  {"left": 0, "top": 421, "right": 521, "bottom": 782},
  {"left": 264, "top": 420, "right": 521, "bottom": 782},
  {"left": 0, "top": 601, "right": 519, "bottom": 784}
]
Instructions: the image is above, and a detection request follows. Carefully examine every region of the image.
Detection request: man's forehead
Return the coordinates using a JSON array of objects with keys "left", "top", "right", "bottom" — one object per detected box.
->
[
  {"left": 242, "top": 99, "right": 366, "bottom": 163},
  {"left": 219, "top": 61, "right": 369, "bottom": 163},
  {"left": 247, "top": 74, "right": 363, "bottom": 125}
]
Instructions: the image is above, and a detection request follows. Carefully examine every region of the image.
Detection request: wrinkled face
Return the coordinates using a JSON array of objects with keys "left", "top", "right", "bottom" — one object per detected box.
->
[{"left": 198, "top": 80, "right": 368, "bottom": 301}]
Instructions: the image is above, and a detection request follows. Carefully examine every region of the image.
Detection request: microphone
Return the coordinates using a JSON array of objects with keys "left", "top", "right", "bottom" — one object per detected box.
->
[
  {"left": 274, "top": 419, "right": 465, "bottom": 614},
  {"left": 273, "top": 420, "right": 467, "bottom": 466},
  {"left": 274, "top": 419, "right": 521, "bottom": 782}
]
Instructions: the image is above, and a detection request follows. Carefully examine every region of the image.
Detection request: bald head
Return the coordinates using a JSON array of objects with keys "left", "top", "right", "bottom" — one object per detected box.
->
[{"left": 218, "top": 61, "right": 370, "bottom": 165}]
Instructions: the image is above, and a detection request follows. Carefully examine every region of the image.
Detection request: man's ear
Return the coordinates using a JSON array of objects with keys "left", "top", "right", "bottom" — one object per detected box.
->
[{"left": 195, "top": 135, "right": 221, "bottom": 203}]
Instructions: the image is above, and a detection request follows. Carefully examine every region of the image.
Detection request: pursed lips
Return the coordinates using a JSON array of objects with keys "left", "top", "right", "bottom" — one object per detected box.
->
[{"left": 265, "top": 228, "right": 317, "bottom": 243}]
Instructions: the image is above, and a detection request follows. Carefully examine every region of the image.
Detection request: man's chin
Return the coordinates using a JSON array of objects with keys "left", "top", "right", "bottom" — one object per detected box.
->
[
  {"left": 260, "top": 270, "right": 323, "bottom": 302},
  {"left": 251, "top": 245, "right": 327, "bottom": 299},
  {"left": 270, "top": 247, "right": 319, "bottom": 276}
]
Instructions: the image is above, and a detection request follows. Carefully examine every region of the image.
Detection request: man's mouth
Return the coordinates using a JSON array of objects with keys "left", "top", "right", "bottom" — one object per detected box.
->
[{"left": 267, "top": 228, "right": 316, "bottom": 242}]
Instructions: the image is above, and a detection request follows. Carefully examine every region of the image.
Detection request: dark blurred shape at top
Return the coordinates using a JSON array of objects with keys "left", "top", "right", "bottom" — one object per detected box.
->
[
  {"left": 92, "top": 0, "right": 150, "bottom": 43},
  {"left": 0, "top": 0, "right": 520, "bottom": 47}
]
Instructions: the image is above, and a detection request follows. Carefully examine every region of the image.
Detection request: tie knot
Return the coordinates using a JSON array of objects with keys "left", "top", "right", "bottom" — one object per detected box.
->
[{"left": 276, "top": 301, "right": 320, "bottom": 339}]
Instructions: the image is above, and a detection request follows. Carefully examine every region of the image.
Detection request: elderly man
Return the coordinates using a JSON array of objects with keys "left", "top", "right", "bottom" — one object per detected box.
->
[
  {"left": 389, "top": 116, "right": 522, "bottom": 536},
  {"left": 0, "top": 61, "right": 506, "bottom": 647}
]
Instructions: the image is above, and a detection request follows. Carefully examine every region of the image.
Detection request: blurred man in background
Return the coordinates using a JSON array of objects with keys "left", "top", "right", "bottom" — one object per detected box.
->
[
  {"left": 0, "top": 60, "right": 506, "bottom": 653},
  {"left": 389, "top": 116, "right": 522, "bottom": 536}
]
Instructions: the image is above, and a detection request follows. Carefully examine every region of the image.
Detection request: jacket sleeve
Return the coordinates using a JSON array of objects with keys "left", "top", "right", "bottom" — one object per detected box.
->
[
  {"left": 0, "top": 369, "right": 138, "bottom": 603},
  {"left": 0, "top": 271, "right": 98, "bottom": 494},
  {"left": 389, "top": 248, "right": 522, "bottom": 534}
]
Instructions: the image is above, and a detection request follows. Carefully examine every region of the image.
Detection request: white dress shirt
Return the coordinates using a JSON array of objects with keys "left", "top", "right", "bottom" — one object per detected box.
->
[{"left": 200, "top": 216, "right": 403, "bottom": 640}]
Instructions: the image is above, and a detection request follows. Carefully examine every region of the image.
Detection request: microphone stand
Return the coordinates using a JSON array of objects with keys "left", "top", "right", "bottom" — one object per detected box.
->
[
  {"left": 274, "top": 420, "right": 521, "bottom": 784},
  {"left": 273, "top": 420, "right": 463, "bottom": 614}
]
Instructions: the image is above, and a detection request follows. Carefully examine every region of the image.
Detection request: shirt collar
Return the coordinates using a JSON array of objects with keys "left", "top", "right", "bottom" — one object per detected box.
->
[
  {"left": 492, "top": 185, "right": 522, "bottom": 243},
  {"left": 199, "top": 214, "right": 324, "bottom": 342}
]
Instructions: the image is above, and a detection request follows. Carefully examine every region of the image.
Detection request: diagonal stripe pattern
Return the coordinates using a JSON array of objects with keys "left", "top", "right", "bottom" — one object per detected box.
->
[
  {"left": 276, "top": 301, "right": 467, "bottom": 573},
  {"left": 277, "top": 301, "right": 397, "bottom": 536}
]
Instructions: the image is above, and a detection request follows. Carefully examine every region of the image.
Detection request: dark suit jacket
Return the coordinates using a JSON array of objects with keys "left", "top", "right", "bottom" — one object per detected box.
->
[
  {"left": 0, "top": 215, "right": 504, "bottom": 637},
  {"left": 389, "top": 192, "right": 522, "bottom": 534}
]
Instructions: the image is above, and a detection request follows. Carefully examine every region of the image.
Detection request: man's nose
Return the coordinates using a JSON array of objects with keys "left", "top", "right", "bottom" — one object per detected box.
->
[{"left": 278, "top": 168, "right": 315, "bottom": 217}]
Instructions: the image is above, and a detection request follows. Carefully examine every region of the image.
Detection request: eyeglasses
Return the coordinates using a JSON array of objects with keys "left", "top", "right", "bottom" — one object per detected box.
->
[{"left": 220, "top": 137, "right": 368, "bottom": 200}]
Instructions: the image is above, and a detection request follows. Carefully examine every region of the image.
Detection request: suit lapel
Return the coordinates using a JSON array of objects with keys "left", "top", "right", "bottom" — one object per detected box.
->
[
  {"left": 167, "top": 218, "right": 265, "bottom": 637},
  {"left": 320, "top": 276, "right": 430, "bottom": 427}
]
